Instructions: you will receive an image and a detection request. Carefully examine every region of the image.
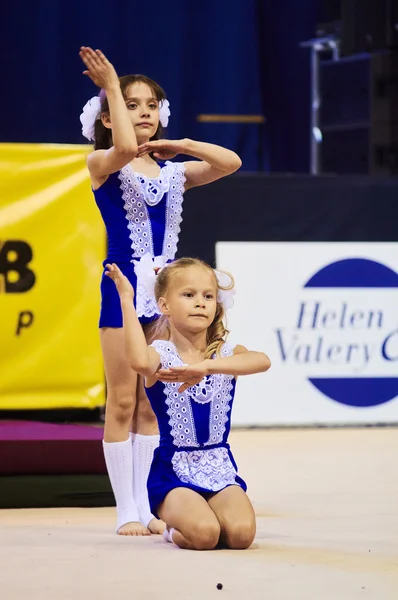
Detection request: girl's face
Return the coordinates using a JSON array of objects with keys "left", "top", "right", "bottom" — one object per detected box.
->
[
  {"left": 159, "top": 266, "right": 218, "bottom": 334},
  {"left": 125, "top": 82, "right": 160, "bottom": 142},
  {"left": 104, "top": 82, "right": 160, "bottom": 144}
]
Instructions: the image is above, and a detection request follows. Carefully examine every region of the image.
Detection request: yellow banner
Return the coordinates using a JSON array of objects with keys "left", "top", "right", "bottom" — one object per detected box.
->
[{"left": 0, "top": 143, "right": 105, "bottom": 409}]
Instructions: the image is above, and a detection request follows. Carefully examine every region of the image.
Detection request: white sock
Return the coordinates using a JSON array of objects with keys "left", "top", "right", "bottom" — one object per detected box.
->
[
  {"left": 163, "top": 527, "right": 176, "bottom": 544},
  {"left": 132, "top": 433, "right": 159, "bottom": 528},
  {"left": 103, "top": 436, "right": 140, "bottom": 532}
]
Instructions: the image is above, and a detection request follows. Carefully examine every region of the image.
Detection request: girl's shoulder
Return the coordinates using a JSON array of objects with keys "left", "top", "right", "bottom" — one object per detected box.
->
[
  {"left": 217, "top": 341, "right": 236, "bottom": 358},
  {"left": 150, "top": 339, "right": 178, "bottom": 354},
  {"left": 150, "top": 339, "right": 172, "bottom": 347},
  {"left": 163, "top": 160, "right": 186, "bottom": 177},
  {"left": 150, "top": 340, "right": 180, "bottom": 366}
]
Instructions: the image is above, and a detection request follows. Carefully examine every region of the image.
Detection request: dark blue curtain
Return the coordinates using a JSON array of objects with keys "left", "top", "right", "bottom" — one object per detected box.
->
[
  {"left": 2, "top": 0, "right": 318, "bottom": 172},
  {"left": 257, "top": 0, "right": 319, "bottom": 172}
]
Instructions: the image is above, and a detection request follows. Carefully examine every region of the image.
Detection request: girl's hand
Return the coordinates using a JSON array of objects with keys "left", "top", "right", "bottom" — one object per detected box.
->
[
  {"left": 105, "top": 263, "right": 135, "bottom": 300},
  {"left": 156, "top": 362, "right": 209, "bottom": 393},
  {"left": 79, "top": 46, "right": 120, "bottom": 90},
  {"left": 136, "top": 139, "right": 187, "bottom": 160}
]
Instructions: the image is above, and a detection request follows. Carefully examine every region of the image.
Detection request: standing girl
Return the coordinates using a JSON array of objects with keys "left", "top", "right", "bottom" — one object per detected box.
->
[{"left": 79, "top": 46, "right": 242, "bottom": 535}]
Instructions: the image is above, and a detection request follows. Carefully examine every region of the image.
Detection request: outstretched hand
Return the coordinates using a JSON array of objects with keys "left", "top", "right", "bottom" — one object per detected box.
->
[
  {"left": 156, "top": 362, "right": 209, "bottom": 393},
  {"left": 105, "top": 263, "right": 135, "bottom": 300},
  {"left": 136, "top": 139, "right": 186, "bottom": 160},
  {"left": 79, "top": 46, "right": 119, "bottom": 90}
]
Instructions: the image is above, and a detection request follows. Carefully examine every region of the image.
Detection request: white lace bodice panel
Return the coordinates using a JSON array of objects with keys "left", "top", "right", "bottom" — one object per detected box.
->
[
  {"left": 118, "top": 161, "right": 186, "bottom": 317},
  {"left": 151, "top": 340, "right": 236, "bottom": 448},
  {"left": 119, "top": 161, "right": 185, "bottom": 260}
]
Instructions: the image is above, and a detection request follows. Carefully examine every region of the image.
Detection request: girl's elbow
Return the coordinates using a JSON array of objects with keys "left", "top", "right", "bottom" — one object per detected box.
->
[
  {"left": 262, "top": 354, "right": 271, "bottom": 372},
  {"left": 117, "top": 144, "right": 138, "bottom": 158},
  {"left": 230, "top": 154, "right": 242, "bottom": 172},
  {"left": 129, "top": 360, "right": 150, "bottom": 376}
]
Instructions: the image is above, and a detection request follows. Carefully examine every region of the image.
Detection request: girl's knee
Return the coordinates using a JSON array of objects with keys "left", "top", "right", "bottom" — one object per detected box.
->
[
  {"left": 191, "top": 520, "right": 221, "bottom": 550},
  {"left": 106, "top": 388, "right": 136, "bottom": 422},
  {"left": 135, "top": 396, "right": 157, "bottom": 426},
  {"left": 225, "top": 521, "right": 256, "bottom": 550}
]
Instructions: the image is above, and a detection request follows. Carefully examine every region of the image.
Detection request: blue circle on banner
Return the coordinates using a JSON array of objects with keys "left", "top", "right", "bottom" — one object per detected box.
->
[{"left": 303, "top": 258, "right": 398, "bottom": 407}]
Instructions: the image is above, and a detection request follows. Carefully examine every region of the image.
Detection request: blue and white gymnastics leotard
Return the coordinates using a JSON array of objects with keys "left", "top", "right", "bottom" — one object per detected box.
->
[
  {"left": 144, "top": 340, "right": 247, "bottom": 517},
  {"left": 93, "top": 160, "right": 186, "bottom": 327}
]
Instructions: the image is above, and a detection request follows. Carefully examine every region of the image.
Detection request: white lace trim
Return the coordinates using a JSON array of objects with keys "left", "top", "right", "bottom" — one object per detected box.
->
[
  {"left": 135, "top": 278, "right": 160, "bottom": 318},
  {"left": 162, "top": 162, "right": 185, "bottom": 260},
  {"left": 206, "top": 343, "right": 235, "bottom": 446},
  {"left": 134, "top": 172, "right": 170, "bottom": 206},
  {"left": 171, "top": 447, "right": 237, "bottom": 491},
  {"left": 152, "top": 340, "right": 199, "bottom": 448},
  {"left": 151, "top": 340, "right": 235, "bottom": 448},
  {"left": 118, "top": 161, "right": 186, "bottom": 317},
  {"left": 120, "top": 167, "right": 153, "bottom": 259}
]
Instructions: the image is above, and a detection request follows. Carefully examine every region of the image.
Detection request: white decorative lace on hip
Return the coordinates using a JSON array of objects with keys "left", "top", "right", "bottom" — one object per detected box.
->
[{"left": 171, "top": 447, "right": 237, "bottom": 491}]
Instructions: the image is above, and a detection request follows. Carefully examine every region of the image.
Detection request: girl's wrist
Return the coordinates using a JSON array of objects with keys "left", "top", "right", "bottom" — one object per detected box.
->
[
  {"left": 203, "top": 358, "right": 212, "bottom": 375},
  {"left": 179, "top": 138, "right": 192, "bottom": 153},
  {"left": 120, "top": 292, "right": 134, "bottom": 302},
  {"left": 104, "top": 83, "right": 122, "bottom": 95}
]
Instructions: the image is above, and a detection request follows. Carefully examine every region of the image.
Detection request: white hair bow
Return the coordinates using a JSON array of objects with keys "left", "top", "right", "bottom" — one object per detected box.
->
[
  {"left": 159, "top": 99, "right": 171, "bottom": 128},
  {"left": 80, "top": 96, "right": 102, "bottom": 141},
  {"left": 214, "top": 270, "right": 235, "bottom": 310},
  {"left": 133, "top": 253, "right": 167, "bottom": 300}
]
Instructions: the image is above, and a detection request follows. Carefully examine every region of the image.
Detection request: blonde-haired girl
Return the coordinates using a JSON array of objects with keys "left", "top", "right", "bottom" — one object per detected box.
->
[{"left": 105, "top": 257, "right": 271, "bottom": 550}]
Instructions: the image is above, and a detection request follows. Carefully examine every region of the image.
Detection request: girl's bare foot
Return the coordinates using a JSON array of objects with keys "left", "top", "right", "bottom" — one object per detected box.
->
[
  {"left": 147, "top": 517, "right": 166, "bottom": 535},
  {"left": 117, "top": 521, "right": 151, "bottom": 536}
]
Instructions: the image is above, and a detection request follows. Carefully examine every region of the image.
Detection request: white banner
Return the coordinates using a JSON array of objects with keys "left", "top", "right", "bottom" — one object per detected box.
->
[{"left": 216, "top": 242, "right": 398, "bottom": 426}]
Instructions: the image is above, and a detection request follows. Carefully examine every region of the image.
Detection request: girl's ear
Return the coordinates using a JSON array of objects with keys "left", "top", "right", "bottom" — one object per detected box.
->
[
  {"left": 101, "top": 112, "right": 112, "bottom": 129},
  {"left": 157, "top": 296, "right": 170, "bottom": 316}
]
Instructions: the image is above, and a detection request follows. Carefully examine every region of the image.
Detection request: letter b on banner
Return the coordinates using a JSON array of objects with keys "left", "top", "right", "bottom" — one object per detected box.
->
[{"left": 0, "top": 240, "right": 36, "bottom": 293}]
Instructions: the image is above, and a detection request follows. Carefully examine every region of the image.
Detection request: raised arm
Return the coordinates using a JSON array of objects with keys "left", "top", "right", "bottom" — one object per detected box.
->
[
  {"left": 104, "top": 264, "right": 160, "bottom": 377},
  {"left": 79, "top": 47, "right": 138, "bottom": 179}
]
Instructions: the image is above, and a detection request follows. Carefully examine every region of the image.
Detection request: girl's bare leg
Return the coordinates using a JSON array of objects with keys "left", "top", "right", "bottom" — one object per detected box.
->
[
  {"left": 208, "top": 485, "right": 256, "bottom": 549},
  {"left": 158, "top": 488, "right": 221, "bottom": 550},
  {"left": 132, "top": 377, "right": 165, "bottom": 534},
  {"left": 101, "top": 328, "right": 150, "bottom": 536}
]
